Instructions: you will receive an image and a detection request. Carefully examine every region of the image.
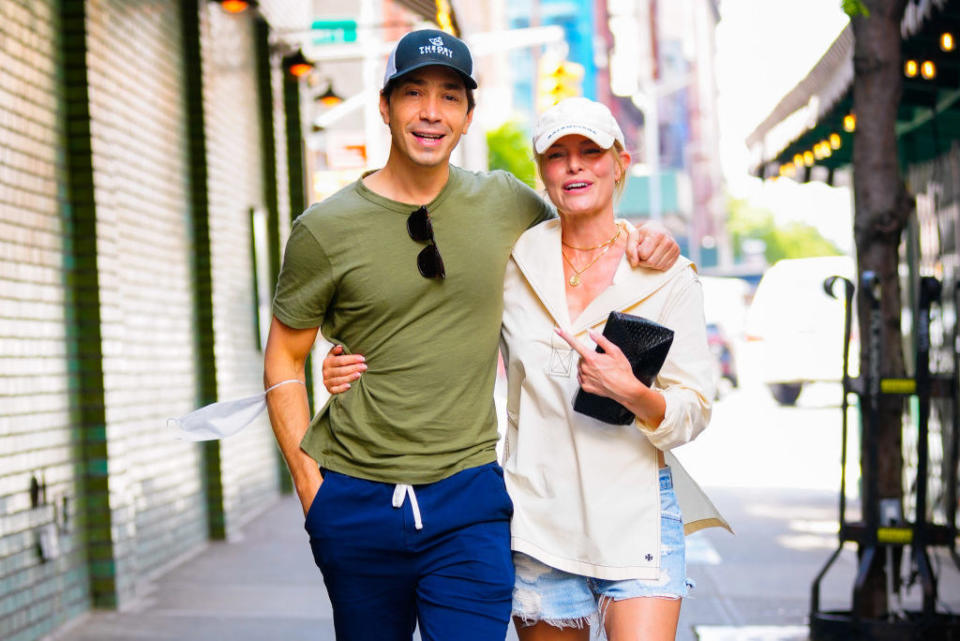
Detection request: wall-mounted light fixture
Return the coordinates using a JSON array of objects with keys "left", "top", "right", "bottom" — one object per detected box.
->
[
  {"left": 920, "top": 60, "right": 937, "bottom": 80},
  {"left": 212, "top": 0, "right": 256, "bottom": 13},
  {"left": 316, "top": 82, "right": 344, "bottom": 107},
  {"left": 843, "top": 113, "right": 856, "bottom": 133},
  {"left": 829, "top": 133, "right": 842, "bottom": 150},
  {"left": 284, "top": 50, "right": 314, "bottom": 78},
  {"left": 904, "top": 59, "right": 919, "bottom": 77}
]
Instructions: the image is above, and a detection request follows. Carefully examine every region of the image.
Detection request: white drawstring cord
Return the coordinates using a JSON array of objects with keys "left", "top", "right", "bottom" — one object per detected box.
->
[{"left": 392, "top": 484, "right": 423, "bottom": 530}]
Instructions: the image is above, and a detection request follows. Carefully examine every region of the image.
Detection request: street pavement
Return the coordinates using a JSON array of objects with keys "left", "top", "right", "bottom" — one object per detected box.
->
[{"left": 50, "top": 372, "right": 960, "bottom": 641}]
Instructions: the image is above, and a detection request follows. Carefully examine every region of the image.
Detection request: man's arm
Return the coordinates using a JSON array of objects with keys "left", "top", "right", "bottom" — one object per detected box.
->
[{"left": 263, "top": 316, "right": 322, "bottom": 516}]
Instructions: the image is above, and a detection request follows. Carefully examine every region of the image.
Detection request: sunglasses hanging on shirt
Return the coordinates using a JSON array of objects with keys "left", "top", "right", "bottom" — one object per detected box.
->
[{"left": 407, "top": 206, "right": 445, "bottom": 279}]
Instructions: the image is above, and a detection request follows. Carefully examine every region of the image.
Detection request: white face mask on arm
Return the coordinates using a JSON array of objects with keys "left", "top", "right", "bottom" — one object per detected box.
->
[{"left": 167, "top": 379, "right": 304, "bottom": 441}]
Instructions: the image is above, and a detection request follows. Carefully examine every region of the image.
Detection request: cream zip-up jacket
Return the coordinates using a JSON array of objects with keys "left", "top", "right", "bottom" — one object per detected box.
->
[{"left": 500, "top": 219, "right": 731, "bottom": 581}]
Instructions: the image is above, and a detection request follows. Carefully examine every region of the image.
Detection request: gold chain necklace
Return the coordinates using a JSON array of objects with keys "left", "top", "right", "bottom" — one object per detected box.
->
[
  {"left": 561, "top": 226, "right": 622, "bottom": 287},
  {"left": 561, "top": 225, "right": 622, "bottom": 251}
]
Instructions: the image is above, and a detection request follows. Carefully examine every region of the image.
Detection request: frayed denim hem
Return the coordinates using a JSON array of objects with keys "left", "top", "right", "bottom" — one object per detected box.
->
[{"left": 513, "top": 610, "right": 598, "bottom": 631}]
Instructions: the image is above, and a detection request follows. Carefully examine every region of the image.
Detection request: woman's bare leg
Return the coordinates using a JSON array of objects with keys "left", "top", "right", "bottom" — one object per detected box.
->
[
  {"left": 602, "top": 596, "right": 682, "bottom": 641},
  {"left": 513, "top": 617, "right": 591, "bottom": 641}
]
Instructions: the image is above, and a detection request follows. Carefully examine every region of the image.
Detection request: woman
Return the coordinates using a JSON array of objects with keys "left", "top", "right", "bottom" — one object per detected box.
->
[{"left": 324, "top": 97, "right": 729, "bottom": 640}]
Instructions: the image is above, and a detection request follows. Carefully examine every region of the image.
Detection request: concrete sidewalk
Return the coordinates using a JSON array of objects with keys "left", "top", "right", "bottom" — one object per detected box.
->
[
  {"left": 50, "top": 487, "right": 960, "bottom": 641},
  {"left": 52, "top": 496, "right": 335, "bottom": 641}
]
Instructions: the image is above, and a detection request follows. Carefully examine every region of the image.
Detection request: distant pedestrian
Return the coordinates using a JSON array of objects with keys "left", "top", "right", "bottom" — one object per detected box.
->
[{"left": 264, "top": 30, "right": 680, "bottom": 641}]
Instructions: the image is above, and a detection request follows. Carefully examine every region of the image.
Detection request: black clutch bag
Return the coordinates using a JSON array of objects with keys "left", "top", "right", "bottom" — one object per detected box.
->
[{"left": 573, "top": 311, "right": 674, "bottom": 425}]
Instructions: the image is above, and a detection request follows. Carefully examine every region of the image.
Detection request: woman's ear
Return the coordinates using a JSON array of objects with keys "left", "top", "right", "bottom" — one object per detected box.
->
[{"left": 616, "top": 149, "right": 632, "bottom": 183}]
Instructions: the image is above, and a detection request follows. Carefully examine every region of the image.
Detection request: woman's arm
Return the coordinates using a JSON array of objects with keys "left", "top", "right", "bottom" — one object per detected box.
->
[
  {"left": 554, "top": 326, "right": 667, "bottom": 426},
  {"left": 632, "top": 273, "right": 714, "bottom": 450},
  {"left": 554, "top": 270, "right": 713, "bottom": 450}
]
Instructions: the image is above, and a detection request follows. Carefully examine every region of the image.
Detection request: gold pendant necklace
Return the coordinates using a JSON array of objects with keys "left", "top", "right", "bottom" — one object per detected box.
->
[{"left": 561, "top": 226, "right": 622, "bottom": 287}]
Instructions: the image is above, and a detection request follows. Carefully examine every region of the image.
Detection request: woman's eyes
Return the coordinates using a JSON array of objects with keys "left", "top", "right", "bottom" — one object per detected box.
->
[{"left": 546, "top": 148, "right": 601, "bottom": 160}]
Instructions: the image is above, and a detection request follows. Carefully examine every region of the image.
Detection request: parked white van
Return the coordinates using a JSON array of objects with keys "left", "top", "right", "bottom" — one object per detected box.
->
[{"left": 745, "top": 256, "right": 857, "bottom": 405}]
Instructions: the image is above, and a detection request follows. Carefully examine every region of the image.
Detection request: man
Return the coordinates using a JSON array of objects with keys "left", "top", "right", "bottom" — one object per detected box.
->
[{"left": 263, "top": 29, "right": 678, "bottom": 641}]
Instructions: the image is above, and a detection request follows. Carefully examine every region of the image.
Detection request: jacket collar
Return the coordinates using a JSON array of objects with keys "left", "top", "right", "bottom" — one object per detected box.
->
[{"left": 510, "top": 219, "right": 693, "bottom": 333}]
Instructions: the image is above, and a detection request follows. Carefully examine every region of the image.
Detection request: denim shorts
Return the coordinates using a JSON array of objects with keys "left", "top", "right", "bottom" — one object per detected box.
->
[{"left": 512, "top": 467, "right": 694, "bottom": 627}]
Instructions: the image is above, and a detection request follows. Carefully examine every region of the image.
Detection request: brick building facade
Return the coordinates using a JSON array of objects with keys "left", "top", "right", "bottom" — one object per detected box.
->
[{"left": 0, "top": 1, "right": 304, "bottom": 638}]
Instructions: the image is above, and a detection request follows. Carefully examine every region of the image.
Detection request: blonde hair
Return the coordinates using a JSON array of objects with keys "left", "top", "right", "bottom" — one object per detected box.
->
[{"left": 535, "top": 140, "right": 630, "bottom": 204}]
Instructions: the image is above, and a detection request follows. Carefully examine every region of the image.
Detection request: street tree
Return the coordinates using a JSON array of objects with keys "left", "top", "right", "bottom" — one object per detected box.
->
[
  {"left": 486, "top": 121, "right": 537, "bottom": 189},
  {"left": 726, "top": 197, "right": 842, "bottom": 263},
  {"left": 846, "top": 0, "right": 913, "bottom": 618}
]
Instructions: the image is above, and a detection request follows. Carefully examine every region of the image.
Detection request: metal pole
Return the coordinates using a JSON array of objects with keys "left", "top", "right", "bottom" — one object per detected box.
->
[
  {"left": 853, "top": 270, "right": 882, "bottom": 616},
  {"left": 824, "top": 275, "right": 856, "bottom": 528},
  {"left": 811, "top": 275, "right": 855, "bottom": 618},
  {"left": 361, "top": 0, "right": 383, "bottom": 168},
  {"left": 915, "top": 276, "right": 941, "bottom": 616},
  {"left": 648, "top": 97, "right": 661, "bottom": 222}
]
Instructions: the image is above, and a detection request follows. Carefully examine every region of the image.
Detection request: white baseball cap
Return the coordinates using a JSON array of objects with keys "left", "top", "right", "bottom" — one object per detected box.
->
[{"left": 532, "top": 97, "right": 625, "bottom": 155}]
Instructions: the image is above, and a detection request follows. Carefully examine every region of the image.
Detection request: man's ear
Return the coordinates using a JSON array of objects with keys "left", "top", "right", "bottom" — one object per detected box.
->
[
  {"left": 461, "top": 105, "right": 474, "bottom": 135},
  {"left": 379, "top": 93, "right": 390, "bottom": 125}
]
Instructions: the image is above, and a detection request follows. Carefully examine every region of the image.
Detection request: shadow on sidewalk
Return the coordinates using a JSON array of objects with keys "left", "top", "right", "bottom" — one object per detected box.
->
[{"left": 51, "top": 495, "right": 334, "bottom": 641}]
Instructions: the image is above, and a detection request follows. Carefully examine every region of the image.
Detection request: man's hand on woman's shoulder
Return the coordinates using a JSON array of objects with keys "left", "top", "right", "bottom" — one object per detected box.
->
[{"left": 625, "top": 220, "right": 680, "bottom": 270}]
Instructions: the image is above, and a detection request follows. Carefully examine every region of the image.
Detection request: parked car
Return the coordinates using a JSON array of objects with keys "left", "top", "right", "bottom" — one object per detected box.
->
[
  {"left": 745, "top": 256, "right": 857, "bottom": 406},
  {"left": 699, "top": 275, "right": 750, "bottom": 398},
  {"left": 706, "top": 322, "right": 738, "bottom": 397}
]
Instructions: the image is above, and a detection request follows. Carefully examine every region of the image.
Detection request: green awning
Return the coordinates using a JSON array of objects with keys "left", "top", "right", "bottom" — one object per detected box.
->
[{"left": 747, "top": 0, "right": 960, "bottom": 181}]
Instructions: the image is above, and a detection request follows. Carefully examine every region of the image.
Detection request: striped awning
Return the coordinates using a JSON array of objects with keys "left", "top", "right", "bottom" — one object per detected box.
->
[{"left": 746, "top": 0, "right": 957, "bottom": 178}]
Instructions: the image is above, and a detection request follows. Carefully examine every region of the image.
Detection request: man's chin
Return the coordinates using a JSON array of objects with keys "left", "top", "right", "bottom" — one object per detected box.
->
[{"left": 409, "top": 149, "right": 453, "bottom": 168}]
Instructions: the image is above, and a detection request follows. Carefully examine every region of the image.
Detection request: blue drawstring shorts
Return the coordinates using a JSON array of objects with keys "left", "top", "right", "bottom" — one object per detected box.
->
[{"left": 305, "top": 462, "right": 515, "bottom": 641}]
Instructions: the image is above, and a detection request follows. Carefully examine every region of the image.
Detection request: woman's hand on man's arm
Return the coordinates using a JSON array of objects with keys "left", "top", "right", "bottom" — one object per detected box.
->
[{"left": 322, "top": 344, "right": 366, "bottom": 394}]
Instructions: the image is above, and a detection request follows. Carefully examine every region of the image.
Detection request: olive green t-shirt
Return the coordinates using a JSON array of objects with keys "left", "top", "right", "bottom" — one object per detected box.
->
[{"left": 273, "top": 166, "right": 553, "bottom": 483}]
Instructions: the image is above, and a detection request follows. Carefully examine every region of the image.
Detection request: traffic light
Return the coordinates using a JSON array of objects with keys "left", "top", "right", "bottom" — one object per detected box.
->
[{"left": 536, "top": 57, "right": 585, "bottom": 111}]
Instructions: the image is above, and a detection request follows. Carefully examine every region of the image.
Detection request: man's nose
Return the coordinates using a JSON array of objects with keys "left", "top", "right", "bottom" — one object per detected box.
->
[{"left": 419, "top": 94, "right": 441, "bottom": 121}]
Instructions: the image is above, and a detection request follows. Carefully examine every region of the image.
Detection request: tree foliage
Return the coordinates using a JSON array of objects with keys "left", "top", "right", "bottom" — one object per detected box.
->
[
  {"left": 726, "top": 196, "right": 842, "bottom": 264},
  {"left": 486, "top": 121, "right": 537, "bottom": 189},
  {"left": 842, "top": 0, "right": 870, "bottom": 17}
]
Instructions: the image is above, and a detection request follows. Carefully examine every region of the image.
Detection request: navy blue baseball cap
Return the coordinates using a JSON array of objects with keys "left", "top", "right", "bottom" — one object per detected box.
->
[{"left": 383, "top": 29, "right": 477, "bottom": 90}]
